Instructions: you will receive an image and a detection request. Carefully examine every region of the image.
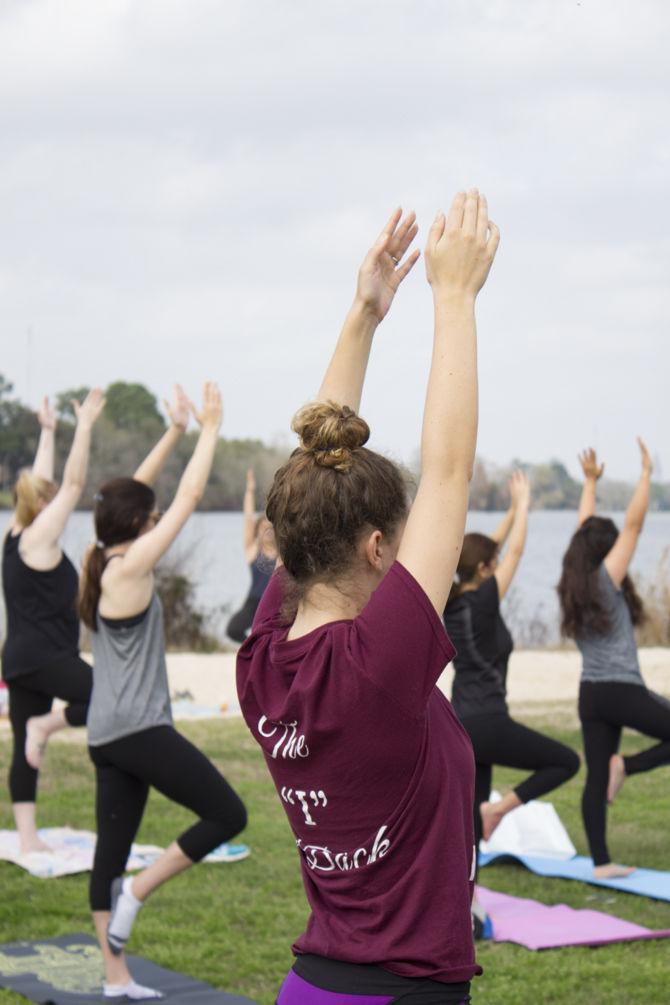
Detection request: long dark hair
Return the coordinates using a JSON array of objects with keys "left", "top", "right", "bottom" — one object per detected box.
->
[
  {"left": 446, "top": 532, "right": 499, "bottom": 607},
  {"left": 557, "top": 516, "right": 644, "bottom": 638},
  {"left": 79, "top": 478, "right": 156, "bottom": 631}
]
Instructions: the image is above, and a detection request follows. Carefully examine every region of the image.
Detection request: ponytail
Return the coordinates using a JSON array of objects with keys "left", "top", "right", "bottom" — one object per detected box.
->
[
  {"left": 79, "top": 544, "right": 107, "bottom": 631},
  {"left": 445, "top": 533, "right": 499, "bottom": 610}
]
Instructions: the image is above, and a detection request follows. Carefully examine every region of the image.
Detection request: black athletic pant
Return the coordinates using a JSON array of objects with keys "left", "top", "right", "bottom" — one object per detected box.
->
[
  {"left": 7, "top": 655, "right": 92, "bottom": 802},
  {"left": 226, "top": 594, "right": 261, "bottom": 643},
  {"left": 88, "top": 725, "right": 247, "bottom": 911},
  {"left": 579, "top": 680, "right": 670, "bottom": 866},
  {"left": 463, "top": 711, "right": 580, "bottom": 852}
]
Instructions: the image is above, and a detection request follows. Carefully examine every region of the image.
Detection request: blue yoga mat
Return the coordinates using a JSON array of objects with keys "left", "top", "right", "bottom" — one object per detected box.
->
[{"left": 480, "top": 851, "right": 670, "bottom": 902}]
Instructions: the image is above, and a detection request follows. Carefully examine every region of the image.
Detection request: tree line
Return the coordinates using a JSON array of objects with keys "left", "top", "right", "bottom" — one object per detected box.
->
[{"left": 1, "top": 374, "right": 668, "bottom": 511}]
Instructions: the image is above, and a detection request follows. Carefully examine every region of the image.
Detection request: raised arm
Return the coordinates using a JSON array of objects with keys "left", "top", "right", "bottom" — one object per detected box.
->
[
  {"left": 604, "top": 438, "right": 652, "bottom": 588},
  {"left": 120, "top": 383, "right": 222, "bottom": 578},
  {"left": 397, "top": 190, "right": 500, "bottom": 614},
  {"left": 32, "top": 397, "right": 57, "bottom": 482},
  {"left": 494, "top": 471, "right": 530, "bottom": 599},
  {"left": 243, "top": 468, "right": 258, "bottom": 557},
  {"left": 317, "top": 209, "right": 419, "bottom": 410},
  {"left": 490, "top": 502, "right": 515, "bottom": 547},
  {"left": 576, "top": 447, "right": 604, "bottom": 527},
  {"left": 133, "top": 384, "right": 189, "bottom": 487},
  {"left": 22, "top": 389, "right": 106, "bottom": 558}
]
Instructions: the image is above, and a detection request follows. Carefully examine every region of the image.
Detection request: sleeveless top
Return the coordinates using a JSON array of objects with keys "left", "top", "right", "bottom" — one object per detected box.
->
[
  {"left": 1, "top": 530, "right": 80, "bottom": 681},
  {"left": 576, "top": 564, "right": 644, "bottom": 686},
  {"left": 444, "top": 576, "right": 513, "bottom": 719},
  {"left": 249, "top": 552, "right": 275, "bottom": 599},
  {"left": 87, "top": 593, "right": 172, "bottom": 746}
]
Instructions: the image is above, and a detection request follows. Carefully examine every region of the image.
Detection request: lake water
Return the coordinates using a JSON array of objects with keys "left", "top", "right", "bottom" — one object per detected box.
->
[{"left": 1, "top": 510, "right": 668, "bottom": 645}]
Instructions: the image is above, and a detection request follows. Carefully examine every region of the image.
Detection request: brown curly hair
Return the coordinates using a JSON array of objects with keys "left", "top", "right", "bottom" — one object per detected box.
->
[{"left": 266, "top": 401, "right": 409, "bottom": 595}]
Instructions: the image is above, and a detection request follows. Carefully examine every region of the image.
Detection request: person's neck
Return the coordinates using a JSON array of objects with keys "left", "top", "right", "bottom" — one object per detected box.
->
[
  {"left": 287, "top": 580, "right": 369, "bottom": 640},
  {"left": 104, "top": 541, "right": 133, "bottom": 558}
]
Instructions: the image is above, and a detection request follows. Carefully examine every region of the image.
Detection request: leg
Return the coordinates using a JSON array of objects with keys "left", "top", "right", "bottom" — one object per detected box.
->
[
  {"left": 88, "top": 746, "right": 156, "bottom": 994},
  {"left": 106, "top": 726, "right": 247, "bottom": 903},
  {"left": 226, "top": 595, "right": 259, "bottom": 643},
  {"left": 7, "top": 681, "right": 52, "bottom": 853},
  {"left": 21, "top": 657, "right": 92, "bottom": 769},
  {"left": 618, "top": 688, "right": 670, "bottom": 777},
  {"left": 466, "top": 714, "right": 580, "bottom": 840}
]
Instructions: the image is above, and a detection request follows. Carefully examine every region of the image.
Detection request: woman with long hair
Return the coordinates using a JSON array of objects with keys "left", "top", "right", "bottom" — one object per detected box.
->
[
  {"left": 558, "top": 440, "right": 669, "bottom": 878},
  {"left": 80, "top": 383, "right": 247, "bottom": 1001},
  {"left": 444, "top": 473, "right": 579, "bottom": 915},
  {"left": 226, "top": 467, "right": 277, "bottom": 643},
  {"left": 238, "top": 192, "right": 499, "bottom": 1004},
  {"left": 2, "top": 390, "right": 105, "bottom": 854}
]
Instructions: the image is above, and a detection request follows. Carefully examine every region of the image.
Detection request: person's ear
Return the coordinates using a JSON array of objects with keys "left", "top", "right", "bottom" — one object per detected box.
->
[{"left": 363, "top": 529, "right": 385, "bottom": 571}]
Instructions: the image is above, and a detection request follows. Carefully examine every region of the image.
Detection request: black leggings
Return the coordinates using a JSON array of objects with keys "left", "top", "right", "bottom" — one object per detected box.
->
[
  {"left": 226, "top": 594, "right": 261, "bottom": 643},
  {"left": 7, "top": 655, "right": 92, "bottom": 802},
  {"left": 464, "top": 712, "right": 580, "bottom": 851},
  {"left": 579, "top": 680, "right": 670, "bottom": 866},
  {"left": 88, "top": 725, "right": 247, "bottom": 911}
]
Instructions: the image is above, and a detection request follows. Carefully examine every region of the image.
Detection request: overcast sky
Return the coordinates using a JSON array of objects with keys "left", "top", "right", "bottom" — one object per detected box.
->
[{"left": 1, "top": 0, "right": 668, "bottom": 480}]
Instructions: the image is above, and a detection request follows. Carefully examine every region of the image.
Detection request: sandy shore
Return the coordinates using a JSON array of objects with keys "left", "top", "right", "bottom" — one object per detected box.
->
[{"left": 2, "top": 648, "right": 669, "bottom": 736}]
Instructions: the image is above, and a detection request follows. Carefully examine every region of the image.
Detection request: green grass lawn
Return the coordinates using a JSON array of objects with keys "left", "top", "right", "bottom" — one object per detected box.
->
[{"left": 1, "top": 719, "right": 669, "bottom": 1004}]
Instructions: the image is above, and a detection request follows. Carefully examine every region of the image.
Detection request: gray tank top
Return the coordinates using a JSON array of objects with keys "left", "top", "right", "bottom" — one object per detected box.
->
[
  {"left": 576, "top": 564, "right": 643, "bottom": 686},
  {"left": 88, "top": 593, "right": 172, "bottom": 746}
]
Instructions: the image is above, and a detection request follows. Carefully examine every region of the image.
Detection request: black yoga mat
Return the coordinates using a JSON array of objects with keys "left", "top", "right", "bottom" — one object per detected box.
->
[{"left": 0, "top": 933, "right": 259, "bottom": 1004}]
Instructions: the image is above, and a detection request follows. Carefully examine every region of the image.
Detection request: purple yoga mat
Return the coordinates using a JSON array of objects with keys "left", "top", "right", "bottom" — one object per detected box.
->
[{"left": 476, "top": 886, "right": 670, "bottom": 950}]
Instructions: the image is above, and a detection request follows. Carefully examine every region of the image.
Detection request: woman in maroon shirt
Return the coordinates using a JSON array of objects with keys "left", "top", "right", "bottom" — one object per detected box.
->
[{"left": 237, "top": 192, "right": 499, "bottom": 1004}]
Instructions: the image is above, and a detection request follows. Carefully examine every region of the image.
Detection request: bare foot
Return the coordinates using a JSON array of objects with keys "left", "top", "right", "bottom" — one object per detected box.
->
[
  {"left": 25, "top": 718, "right": 49, "bottom": 770},
  {"left": 594, "top": 862, "right": 636, "bottom": 879},
  {"left": 19, "top": 838, "right": 52, "bottom": 856},
  {"left": 607, "top": 754, "right": 626, "bottom": 804},
  {"left": 480, "top": 801, "right": 504, "bottom": 841}
]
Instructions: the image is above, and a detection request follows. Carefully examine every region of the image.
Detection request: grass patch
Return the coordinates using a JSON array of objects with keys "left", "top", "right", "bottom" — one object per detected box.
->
[{"left": 0, "top": 720, "right": 669, "bottom": 1003}]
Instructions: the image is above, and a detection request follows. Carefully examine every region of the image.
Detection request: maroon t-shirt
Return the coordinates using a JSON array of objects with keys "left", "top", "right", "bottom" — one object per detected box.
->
[{"left": 236, "top": 561, "right": 480, "bottom": 984}]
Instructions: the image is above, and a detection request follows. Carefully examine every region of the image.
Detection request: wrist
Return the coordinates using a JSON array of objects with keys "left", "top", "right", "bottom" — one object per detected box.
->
[
  {"left": 349, "top": 297, "right": 382, "bottom": 332},
  {"left": 169, "top": 421, "right": 186, "bottom": 435},
  {"left": 432, "top": 289, "right": 476, "bottom": 312}
]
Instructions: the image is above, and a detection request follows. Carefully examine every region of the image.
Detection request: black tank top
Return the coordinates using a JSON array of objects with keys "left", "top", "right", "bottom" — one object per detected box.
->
[
  {"left": 249, "top": 552, "right": 275, "bottom": 599},
  {"left": 1, "top": 531, "right": 80, "bottom": 680}
]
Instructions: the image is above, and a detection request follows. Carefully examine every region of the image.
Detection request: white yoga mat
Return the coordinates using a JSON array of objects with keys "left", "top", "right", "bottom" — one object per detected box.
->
[{"left": 0, "top": 828, "right": 163, "bottom": 879}]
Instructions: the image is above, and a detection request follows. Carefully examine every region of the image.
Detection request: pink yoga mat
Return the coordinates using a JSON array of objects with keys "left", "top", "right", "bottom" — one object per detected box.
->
[{"left": 476, "top": 886, "right": 670, "bottom": 950}]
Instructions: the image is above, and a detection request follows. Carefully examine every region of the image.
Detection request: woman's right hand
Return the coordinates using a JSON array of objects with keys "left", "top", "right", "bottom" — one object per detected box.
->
[
  {"left": 37, "top": 396, "right": 56, "bottom": 431},
  {"left": 578, "top": 447, "right": 605, "bottom": 481},
  {"left": 190, "top": 382, "right": 223, "bottom": 432},
  {"left": 73, "top": 388, "right": 106, "bottom": 429},
  {"left": 425, "top": 189, "right": 500, "bottom": 299},
  {"left": 638, "top": 437, "right": 653, "bottom": 476},
  {"left": 246, "top": 468, "right": 256, "bottom": 492},
  {"left": 509, "top": 469, "right": 531, "bottom": 510}
]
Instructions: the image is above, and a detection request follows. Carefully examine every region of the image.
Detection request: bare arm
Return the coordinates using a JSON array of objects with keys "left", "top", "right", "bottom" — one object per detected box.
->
[
  {"left": 317, "top": 210, "right": 419, "bottom": 411},
  {"left": 120, "top": 383, "right": 222, "bottom": 578},
  {"left": 494, "top": 471, "right": 530, "bottom": 599},
  {"left": 604, "top": 438, "right": 652, "bottom": 587},
  {"left": 133, "top": 384, "right": 189, "bottom": 487},
  {"left": 21, "top": 390, "right": 106, "bottom": 559},
  {"left": 398, "top": 190, "right": 500, "bottom": 614},
  {"left": 243, "top": 469, "right": 257, "bottom": 556},
  {"left": 32, "top": 397, "right": 56, "bottom": 482},
  {"left": 576, "top": 447, "right": 604, "bottom": 528},
  {"left": 490, "top": 505, "right": 515, "bottom": 547}
]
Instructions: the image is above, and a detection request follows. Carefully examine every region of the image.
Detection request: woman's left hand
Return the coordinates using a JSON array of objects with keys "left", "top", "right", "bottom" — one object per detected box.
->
[
  {"left": 638, "top": 437, "right": 653, "bottom": 476},
  {"left": 355, "top": 209, "right": 420, "bottom": 322}
]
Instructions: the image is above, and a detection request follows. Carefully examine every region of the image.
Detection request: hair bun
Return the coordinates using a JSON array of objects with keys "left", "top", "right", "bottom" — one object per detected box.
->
[{"left": 292, "top": 401, "right": 370, "bottom": 471}]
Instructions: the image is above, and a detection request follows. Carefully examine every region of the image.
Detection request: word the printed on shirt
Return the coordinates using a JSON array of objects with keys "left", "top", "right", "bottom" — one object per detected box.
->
[
  {"left": 297, "top": 824, "right": 391, "bottom": 872},
  {"left": 258, "top": 715, "right": 309, "bottom": 759},
  {"left": 281, "top": 786, "right": 328, "bottom": 826}
]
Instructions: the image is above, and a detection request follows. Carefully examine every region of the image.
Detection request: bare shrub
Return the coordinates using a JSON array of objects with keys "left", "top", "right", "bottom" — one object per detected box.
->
[{"left": 635, "top": 547, "right": 670, "bottom": 647}]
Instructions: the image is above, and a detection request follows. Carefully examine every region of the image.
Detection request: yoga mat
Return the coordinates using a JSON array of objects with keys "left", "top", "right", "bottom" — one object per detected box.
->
[
  {"left": 0, "top": 933, "right": 259, "bottom": 1004},
  {"left": 480, "top": 850, "right": 670, "bottom": 902},
  {"left": 476, "top": 885, "right": 670, "bottom": 950},
  {"left": 0, "top": 828, "right": 163, "bottom": 879}
]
